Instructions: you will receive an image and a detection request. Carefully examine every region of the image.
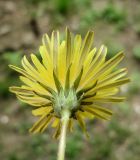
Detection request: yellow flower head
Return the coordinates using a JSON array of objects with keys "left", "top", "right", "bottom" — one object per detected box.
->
[{"left": 9, "top": 28, "right": 130, "bottom": 138}]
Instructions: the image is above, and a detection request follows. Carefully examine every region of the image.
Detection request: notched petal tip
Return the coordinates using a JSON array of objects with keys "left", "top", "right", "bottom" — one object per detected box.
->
[
  {"left": 87, "top": 30, "right": 94, "bottom": 37},
  {"left": 8, "top": 64, "right": 13, "bottom": 68},
  {"left": 8, "top": 64, "right": 19, "bottom": 71},
  {"left": 9, "top": 86, "right": 14, "bottom": 93},
  {"left": 9, "top": 86, "right": 19, "bottom": 93},
  {"left": 116, "top": 51, "right": 125, "bottom": 58},
  {"left": 66, "top": 26, "right": 70, "bottom": 32}
]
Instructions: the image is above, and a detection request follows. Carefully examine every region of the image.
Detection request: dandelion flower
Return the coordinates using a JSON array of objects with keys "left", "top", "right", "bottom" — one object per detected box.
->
[{"left": 9, "top": 28, "right": 130, "bottom": 160}]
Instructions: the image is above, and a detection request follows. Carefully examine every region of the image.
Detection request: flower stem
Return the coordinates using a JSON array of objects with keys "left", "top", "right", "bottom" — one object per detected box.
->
[{"left": 57, "top": 109, "right": 70, "bottom": 160}]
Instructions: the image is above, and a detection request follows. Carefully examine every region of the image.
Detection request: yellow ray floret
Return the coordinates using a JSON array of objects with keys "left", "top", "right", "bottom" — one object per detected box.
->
[{"left": 9, "top": 28, "right": 130, "bottom": 137}]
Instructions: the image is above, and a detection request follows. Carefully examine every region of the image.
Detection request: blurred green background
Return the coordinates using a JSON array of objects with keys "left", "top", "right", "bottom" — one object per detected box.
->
[{"left": 0, "top": 0, "right": 140, "bottom": 160}]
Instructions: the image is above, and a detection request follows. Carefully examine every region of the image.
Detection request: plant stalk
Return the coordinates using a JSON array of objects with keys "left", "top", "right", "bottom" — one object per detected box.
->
[{"left": 57, "top": 109, "right": 70, "bottom": 160}]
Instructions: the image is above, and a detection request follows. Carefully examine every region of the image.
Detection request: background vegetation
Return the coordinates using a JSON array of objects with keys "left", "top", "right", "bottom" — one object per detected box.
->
[{"left": 0, "top": 0, "right": 140, "bottom": 160}]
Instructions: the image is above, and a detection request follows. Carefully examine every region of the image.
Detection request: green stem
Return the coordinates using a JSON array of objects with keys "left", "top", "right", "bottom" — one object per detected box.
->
[{"left": 57, "top": 109, "right": 70, "bottom": 160}]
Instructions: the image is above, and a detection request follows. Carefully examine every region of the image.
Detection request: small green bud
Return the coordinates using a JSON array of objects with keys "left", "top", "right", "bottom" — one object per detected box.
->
[{"left": 53, "top": 88, "right": 81, "bottom": 117}]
